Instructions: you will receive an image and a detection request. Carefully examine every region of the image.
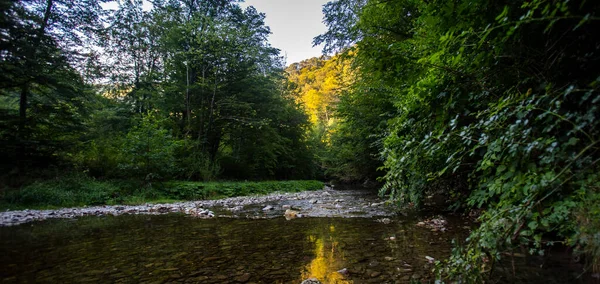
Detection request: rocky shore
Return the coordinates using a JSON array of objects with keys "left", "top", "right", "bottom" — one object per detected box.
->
[{"left": 1, "top": 186, "right": 394, "bottom": 226}]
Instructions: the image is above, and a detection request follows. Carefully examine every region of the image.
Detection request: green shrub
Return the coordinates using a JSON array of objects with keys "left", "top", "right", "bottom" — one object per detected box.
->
[
  {"left": 6, "top": 175, "right": 121, "bottom": 208},
  {"left": 1, "top": 178, "right": 324, "bottom": 209},
  {"left": 161, "top": 180, "right": 324, "bottom": 200}
]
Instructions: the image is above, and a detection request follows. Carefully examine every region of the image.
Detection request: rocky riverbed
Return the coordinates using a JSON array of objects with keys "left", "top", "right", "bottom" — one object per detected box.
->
[
  {"left": 1, "top": 187, "right": 582, "bottom": 283},
  {"left": 0, "top": 186, "right": 395, "bottom": 226}
]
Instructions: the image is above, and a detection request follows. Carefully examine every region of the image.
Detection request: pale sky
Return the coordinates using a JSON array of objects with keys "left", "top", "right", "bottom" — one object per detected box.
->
[{"left": 239, "top": 0, "right": 329, "bottom": 65}]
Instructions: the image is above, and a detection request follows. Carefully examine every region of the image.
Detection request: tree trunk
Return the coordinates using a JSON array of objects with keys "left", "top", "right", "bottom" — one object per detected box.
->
[
  {"left": 19, "top": 84, "right": 28, "bottom": 132},
  {"left": 40, "top": 0, "right": 54, "bottom": 34},
  {"left": 18, "top": 84, "right": 29, "bottom": 171},
  {"left": 15, "top": 0, "right": 53, "bottom": 173},
  {"left": 185, "top": 60, "right": 190, "bottom": 128}
]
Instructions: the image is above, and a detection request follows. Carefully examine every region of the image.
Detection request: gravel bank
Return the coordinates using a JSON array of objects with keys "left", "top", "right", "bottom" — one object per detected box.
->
[{"left": 1, "top": 186, "right": 393, "bottom": 226}]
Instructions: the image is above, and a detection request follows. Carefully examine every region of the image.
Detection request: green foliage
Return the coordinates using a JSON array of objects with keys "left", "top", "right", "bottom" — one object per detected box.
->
[
  {"left": 174, "top": 140, "right": 217, "bottom": 181},
  {"left": 162, "top": 180, "right": 324, "bottom": 200},
  {"left": 4, "top": 174, "right": 122, "bottom": 208},
  {"left": 286, "top": 55, "right": 371, "bottom": 181},
  {"left": 318, "top": 0, "right": 600, "bottom": 279},
  {"left": 323, "top": 76, "right": 395, "bottom": 183},
  {"left": 1, "top": 0, "right": 316, "bottom": 183},
  {"left": 1, "top": 178, "right": 323, "bottom": 209},
  {"left": 0, "top": 0, "right": 105, "bottom": 173},
  {"left": 118, "top": 112, "right": 181, "bottom": 180}
]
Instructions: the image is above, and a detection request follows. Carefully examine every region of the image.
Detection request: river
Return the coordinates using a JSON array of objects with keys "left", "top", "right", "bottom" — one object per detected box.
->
[{"left": 0, "top": 189, "right": 587, "bottom": 283}]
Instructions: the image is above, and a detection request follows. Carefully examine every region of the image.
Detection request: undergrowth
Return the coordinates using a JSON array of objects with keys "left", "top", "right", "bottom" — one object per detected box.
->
[{"left": 0, "top": 175, "right": 324, "bottom": 210}]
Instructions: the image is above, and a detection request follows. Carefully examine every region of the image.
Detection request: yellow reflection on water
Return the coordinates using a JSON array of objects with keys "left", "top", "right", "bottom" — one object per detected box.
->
[{"left": 300, "top": 225, "right": 352, "bottom": 284}]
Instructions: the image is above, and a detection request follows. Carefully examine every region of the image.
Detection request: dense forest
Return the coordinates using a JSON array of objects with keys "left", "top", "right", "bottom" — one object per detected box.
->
[
  {"left": 0, "top": 0, "right": 316, "bottom": 183},
  {"left": 313, "top": 0, "right": 600, "bottom": 280},
  {"left": 1, "top": 0, "right": 600, "bottom": 281}
]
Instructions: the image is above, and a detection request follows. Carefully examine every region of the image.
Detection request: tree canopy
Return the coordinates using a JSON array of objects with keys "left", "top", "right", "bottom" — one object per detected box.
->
[{"left": 0, "top": 0, "right": 315, "bottom": 182}]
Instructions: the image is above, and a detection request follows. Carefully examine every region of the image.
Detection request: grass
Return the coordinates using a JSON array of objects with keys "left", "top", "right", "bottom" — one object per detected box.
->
[{"left": 0, "top": 175, "right": 324, "bottom": 210}]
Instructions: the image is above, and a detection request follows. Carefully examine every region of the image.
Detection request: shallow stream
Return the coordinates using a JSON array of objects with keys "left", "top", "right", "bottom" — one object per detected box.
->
[{"left": 0, "top": 189, "right": 587, "bottom": 283}]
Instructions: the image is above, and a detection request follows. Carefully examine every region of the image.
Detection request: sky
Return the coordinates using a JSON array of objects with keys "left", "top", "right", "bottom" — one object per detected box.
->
[{"left": 239, "top": 0, "right": 330, "bottom": 65}]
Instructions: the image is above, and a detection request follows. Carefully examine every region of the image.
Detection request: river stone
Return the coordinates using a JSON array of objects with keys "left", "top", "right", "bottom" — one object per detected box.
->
[
  {"left": 190, "top": 276, "right": 209, "bottom": 282},
  {"left": 300, "top": 278, "right": 321, "bottom": 284},
  {"left": 234, "top": 273, "right": 251, "bottom": 283},
  {"left": 0, "top": 187, "right": 397, "bottom": 226},
  {"left": 368, "top": 260, "right": 379, "bottom": 267},
  {"left": 370, "top": 271, "right": 381, "bottom": 277},
  {"left": 337, "top": 268, "right": 349, "bottom": 275},
  {"left": 203, "top": 256, "right": 221, "bottom": 262}
]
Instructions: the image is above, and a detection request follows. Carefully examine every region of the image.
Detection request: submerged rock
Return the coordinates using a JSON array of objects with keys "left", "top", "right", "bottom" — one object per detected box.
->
[
  {"left": 234, "top": 273, "right": 251, "bottom": 283},
  {"left": 376, "top": 218, "right": 392, "bottom": 224},
  {"left": 416, "top": 216, "right": 448, "bottom": 231},
  {"left": 425, "top": 256, "right": 435, "bottom": 263},
  {"left": 370, "top": 271, "right": 381, "bottom": 277},
  {"left": 300, "top": 278, "right": 321, "bottom": 284},
  {"left": 337, "top": 268, "right": 349, "bottom": 276}
]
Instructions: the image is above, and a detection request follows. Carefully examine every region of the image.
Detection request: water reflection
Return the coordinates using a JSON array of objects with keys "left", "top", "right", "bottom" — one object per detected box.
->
[
  {"left": 0, "top": 214, "right": 582, "bottom": 283},
  {"left": 301, "top": 225, "right": 351, "bottom": 283}
]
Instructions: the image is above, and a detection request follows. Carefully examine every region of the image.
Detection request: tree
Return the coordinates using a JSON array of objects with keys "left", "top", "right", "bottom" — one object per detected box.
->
[
  {"left": 119, "top": 112, "right": 180, "bottom": 180},
  {"left": 105, "top": 0, "right": 162, "bottom": 113},
  {"left": 0, "top": 0, "right": 106, "bottom": 173},
  {"left": 91, "top": 0, "right": 316, "bottom": 180}
]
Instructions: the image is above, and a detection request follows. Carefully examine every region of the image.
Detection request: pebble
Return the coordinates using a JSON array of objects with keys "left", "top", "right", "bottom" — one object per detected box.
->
[
  {"left": 337, "top": 268, "right": 349, "bottom": 275},
  {"left": 370, "top": 271, "right": 381, "bottom": 277},
  {"left": 376, "top": 218, "right": 392, "bottom": 224},
  {"left": 425, "top": 256, "right": 435, "bottom": 263},
  {"left": 0, "top": 188, "right": 394, "bottom": 226},
  {"left": 234, "top": 273, "right": 251, "bottom": 283},
  {"left": 300, "top": 278, "right": 321, "bottom": 284}
]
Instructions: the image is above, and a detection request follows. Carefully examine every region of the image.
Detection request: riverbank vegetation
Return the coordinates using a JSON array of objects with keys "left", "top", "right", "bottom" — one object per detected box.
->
[
  {"left": 1, "top": 0, "right": 599, "bottom": 281},
  {"left": 0, "top": 0, "right": 321, "bottom": 200},
  {"left": 1, "top": 176, "right": 322, "bottom": 210},
  {"left": 313, "top": 0, "right": 600, "bottom": 281}
]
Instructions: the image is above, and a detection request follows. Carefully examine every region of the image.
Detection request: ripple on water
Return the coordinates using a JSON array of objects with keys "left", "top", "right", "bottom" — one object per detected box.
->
[{"left": 0, "top": 213, "right": 584, "bottom": 283}]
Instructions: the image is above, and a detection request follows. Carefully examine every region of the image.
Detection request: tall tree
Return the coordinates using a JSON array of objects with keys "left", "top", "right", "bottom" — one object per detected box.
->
[
  {"left": 105, "top": 0, "right": 162, "bottom": 113},
  {"left": 0, "top": 0, "right": 105, "bottom": 173}
]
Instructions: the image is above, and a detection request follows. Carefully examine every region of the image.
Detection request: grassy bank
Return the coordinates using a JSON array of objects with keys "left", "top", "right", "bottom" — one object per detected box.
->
[{"left": 0, "top": 176, "right": 324, "bottom": 210}]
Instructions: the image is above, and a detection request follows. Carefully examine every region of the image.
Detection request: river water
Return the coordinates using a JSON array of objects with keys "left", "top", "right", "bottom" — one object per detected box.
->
[{"left": 0, "top": 190, "right": 588, "bottom": 283}]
